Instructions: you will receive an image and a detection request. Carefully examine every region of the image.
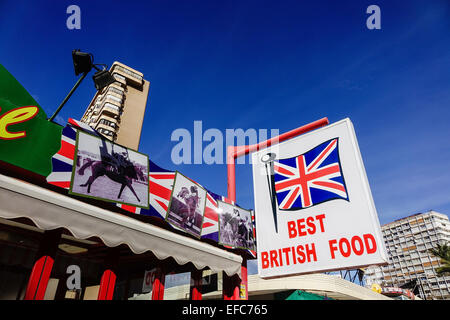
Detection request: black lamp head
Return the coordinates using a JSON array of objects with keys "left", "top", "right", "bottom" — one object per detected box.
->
[
  {"left": 72, "top": 50, "right": 93, "bottom": 76},
  {"left": 92, "top": 69, "right": 117, "bottom": 90}
]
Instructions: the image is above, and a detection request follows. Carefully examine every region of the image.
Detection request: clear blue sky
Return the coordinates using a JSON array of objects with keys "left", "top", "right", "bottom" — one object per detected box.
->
[{"left": 1, "top": 0, "right": 449, "bottom": 228}]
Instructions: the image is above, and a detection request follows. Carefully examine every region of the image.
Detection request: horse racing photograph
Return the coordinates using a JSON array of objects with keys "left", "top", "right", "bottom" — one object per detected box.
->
[
  {"left": 218, "top": 201, "right": 255, "bottom": 251},
  {"left": 70, "top": 131, "right": 149, "bottom": 208},
  {"left": 166, "top": 172, "right": 206, "bottom": 238}
]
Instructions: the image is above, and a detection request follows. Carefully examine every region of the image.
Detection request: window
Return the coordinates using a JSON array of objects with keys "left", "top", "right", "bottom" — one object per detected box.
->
[{"left": 99, "top": 119, "right": 116, "bottom": 129}]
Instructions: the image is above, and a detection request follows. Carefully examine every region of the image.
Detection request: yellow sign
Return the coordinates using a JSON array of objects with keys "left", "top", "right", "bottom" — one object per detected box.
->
[{"left": 239, "top": 284, "right": 247, "bottom": 299}]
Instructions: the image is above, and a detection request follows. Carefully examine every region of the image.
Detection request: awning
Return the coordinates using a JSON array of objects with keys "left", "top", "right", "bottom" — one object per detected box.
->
[{"left": 0, "top": 174, "right": 242, "bottom": 277}]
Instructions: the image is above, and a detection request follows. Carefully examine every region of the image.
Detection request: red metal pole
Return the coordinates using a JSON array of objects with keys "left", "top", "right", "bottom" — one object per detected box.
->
[
  {"left": 230, "top": 117, "right": 329, "bottom": 159},
  {"left": 226, "top": 146, "right": 237, "bottom": 201},
  {"left": 225, "top": 117, "right": 329, "bottom": 300},
  {"left": 24, "top": 229, "right": 62, "bottom": 300}
]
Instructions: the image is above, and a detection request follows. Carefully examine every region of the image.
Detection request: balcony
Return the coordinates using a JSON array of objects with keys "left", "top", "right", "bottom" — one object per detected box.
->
[
  {"left": 112, "top": 73, "right": 126, "bottom": 86},
  {"left": 98, "top": 102, "right": 120, "bottom": 118},
  {"left": 89, "top": 114, "right": 118, "bottom": 130},
  {"left": 96, "top": 122, "right": 117, "bottom": 134},
  {"left": 110, "top": 64, "right": 143, "bottom": 87},
  {"left": 95, "top": 92, "right": 123, "bottom": 107}
]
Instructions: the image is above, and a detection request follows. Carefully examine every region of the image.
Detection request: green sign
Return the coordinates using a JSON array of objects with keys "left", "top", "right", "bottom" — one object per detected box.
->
[{"left": 0, "top": 64, "right": 62, "bottom": 177}]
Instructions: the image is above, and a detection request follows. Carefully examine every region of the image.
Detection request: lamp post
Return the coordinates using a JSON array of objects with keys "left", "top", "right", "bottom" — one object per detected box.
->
[{"left": 48, "top": 50, "right": 116, "bottom": 123}]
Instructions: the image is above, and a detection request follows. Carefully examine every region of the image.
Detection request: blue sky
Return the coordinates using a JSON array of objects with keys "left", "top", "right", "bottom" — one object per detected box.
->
[{"left": 1, "top": 0, "right": 449, "bottom": 231}]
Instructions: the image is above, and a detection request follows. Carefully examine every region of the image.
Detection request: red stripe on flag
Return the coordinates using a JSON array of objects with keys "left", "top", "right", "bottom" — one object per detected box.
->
[
  {"left": 49, "top": 181, "right": 71, "bottom": 189},
  {"left": 308, "top": 139, "right": 337, "bottom": 169},
  {"left": 274, "top": 165, "right": 295, "bottom": 176},
  {"left": 120, "top": 204, "right": 137, "bottom": 213},
  {"left": 311, "top": 180, "right": 346, "bottom": 192},
  {"left": 206, "top": 193, "right": 217, "bottom": 206},
  {"left": 204, "top": 207, "right": 218, "bottom": 221},
  {"left": 150, "top": 180, "right": 172, "bottom": 200},
  {"left": 284, "top": 187, "right": 300, "bottom": 209},
  {"left": 150, "top": 174, "right": 175, "bottom": 179},
  {"left": 68, "top": 118, "right": 78, "bottom": 127},
  {"left": 202, "top": 222, "right": 214, "bottom": 228},
  {"left": 155, "top": 199, "right": 168, "bottom": 211},
  {"left": 58, "top": 140, "right": 75, "bottom": 160}
]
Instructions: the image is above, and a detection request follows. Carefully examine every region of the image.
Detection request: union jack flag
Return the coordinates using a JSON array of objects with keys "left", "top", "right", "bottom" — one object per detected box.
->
[
  {"left": 46, "top": 125, "right": 76, "bottom": 189},
  {"left": 273, "top": 138, "right": 348, "bottom": 210},
  {"left": 45, "top": 119, "right": 255, "bottom": 255},
  {"left": 46, "top": 118, "right": 99, "bottom": 189}
]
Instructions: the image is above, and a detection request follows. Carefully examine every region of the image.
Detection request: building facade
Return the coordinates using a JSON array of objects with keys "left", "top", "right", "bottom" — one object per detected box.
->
[
  {"left": 364, "top": 210, "right": 450, "bottom": 299},
  {"left": 80, "top": 61, "right": 150, "bottom": 150}
]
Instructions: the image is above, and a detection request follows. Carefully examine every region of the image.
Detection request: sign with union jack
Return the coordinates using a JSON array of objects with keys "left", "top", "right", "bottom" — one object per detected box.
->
[
  {"left": 252, "top": 118, "right": 388, "bottom": 279},
  {"left": 274, "top": 138, "right": 348, "bottom": 211}
]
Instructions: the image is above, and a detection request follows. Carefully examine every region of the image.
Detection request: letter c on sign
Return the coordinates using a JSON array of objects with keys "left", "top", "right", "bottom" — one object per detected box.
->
[{"left": 0, "top": 106, "right": 39, "bottom": 140}]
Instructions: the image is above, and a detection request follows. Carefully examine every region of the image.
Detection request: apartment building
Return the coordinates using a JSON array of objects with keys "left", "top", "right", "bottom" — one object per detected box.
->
[
  {"left": 364, "top": 210, "right": 450, "bottom": 299},
  {"left": 80, "top": 61, "right": 150, "bottom": 150}
]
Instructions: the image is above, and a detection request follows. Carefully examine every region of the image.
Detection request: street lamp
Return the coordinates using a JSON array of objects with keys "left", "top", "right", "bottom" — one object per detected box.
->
[
  {"left": 49, "top": 50, "right": 116, "bottom": 122},
  {"left": 92, "top": 67, "right": 117, "bottom": 91}
]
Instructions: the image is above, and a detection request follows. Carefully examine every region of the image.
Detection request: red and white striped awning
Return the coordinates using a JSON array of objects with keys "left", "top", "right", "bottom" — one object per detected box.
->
[{"left": 0, "top": 174, "right": 242, "bottom": 277}]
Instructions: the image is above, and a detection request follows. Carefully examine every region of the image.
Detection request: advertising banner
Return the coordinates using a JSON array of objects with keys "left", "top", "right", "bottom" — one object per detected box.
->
[
  {"left": 0, "top": 64, "right": 62, "bottom": 176},
  {"left": 251, "top": 118, "right": 387, "bottom": 278}
]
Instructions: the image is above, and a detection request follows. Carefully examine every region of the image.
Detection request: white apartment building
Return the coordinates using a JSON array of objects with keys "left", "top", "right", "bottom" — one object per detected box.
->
[{"left": 365, "top": 210, "right": 450, "bottom": 300}]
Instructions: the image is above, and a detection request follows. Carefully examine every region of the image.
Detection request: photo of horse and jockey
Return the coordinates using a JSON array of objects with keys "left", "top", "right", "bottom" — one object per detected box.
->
[
  {"left": 218, "top": 201, "right": 255, "bottom": 251},
  {"left": 70, "top": 130, "right": 149, "bottom": 208},
  {"left": 166, "top": 172, "right": 207, "bottom": 238}
]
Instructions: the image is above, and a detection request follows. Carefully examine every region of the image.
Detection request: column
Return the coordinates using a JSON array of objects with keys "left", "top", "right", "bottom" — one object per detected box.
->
[{"left": 24, "top": 229, "right": 62, "bottom": 300}]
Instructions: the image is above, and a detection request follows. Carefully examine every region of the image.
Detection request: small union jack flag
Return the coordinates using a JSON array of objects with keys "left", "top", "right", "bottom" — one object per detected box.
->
[{"left": 273, "top": 138, "right": 348, "bottom": 210}]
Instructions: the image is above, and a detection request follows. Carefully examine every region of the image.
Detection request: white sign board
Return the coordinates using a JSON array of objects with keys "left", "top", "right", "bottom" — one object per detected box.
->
[{"left": 251, "top": 118, "right": 388, "bottom": 278}]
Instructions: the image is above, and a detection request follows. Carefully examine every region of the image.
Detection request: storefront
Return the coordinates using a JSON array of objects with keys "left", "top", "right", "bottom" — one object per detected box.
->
[{"left": 0, "top": 172, "right": 245, "bottom": 300}]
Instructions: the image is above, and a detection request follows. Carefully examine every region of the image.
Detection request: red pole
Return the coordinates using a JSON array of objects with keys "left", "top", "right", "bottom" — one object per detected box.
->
[
  {"left": 227, "top": 146, "right": 237, "bottom": 201},
  {"left": 24, "top": 229, "right": 62, "bottom": 300},
  {"left": 97, "top": 270, "right": 117, "bottom": 300},
  {"left": 151, "top": 267, "right": 166, "bottom": 300},
  {"left": 97, "top": 248, "right": 119, "bottom": 300},
  {"left": 225, "top": 118, "right": 329, "bottom": 300}
]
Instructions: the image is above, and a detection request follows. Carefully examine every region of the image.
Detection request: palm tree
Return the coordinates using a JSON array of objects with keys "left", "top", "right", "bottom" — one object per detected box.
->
[{"left": 428, "top": 242, "right": 450, "bottom": 275}]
